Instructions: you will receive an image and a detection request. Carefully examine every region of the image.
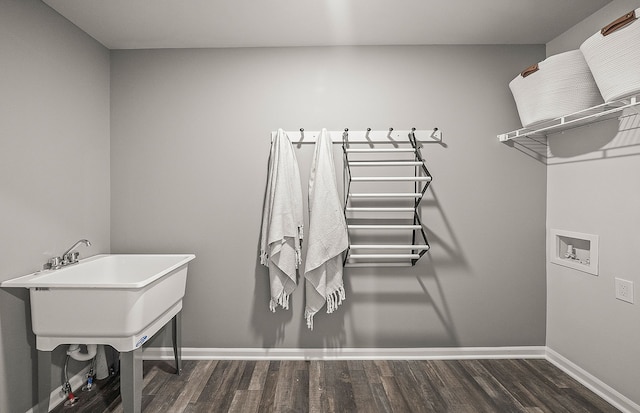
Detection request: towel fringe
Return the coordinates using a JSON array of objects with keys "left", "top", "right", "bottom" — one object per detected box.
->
[
  {"left": 305, "top": 285, "right": 346, "bottom": 330},
  {"left": 270, "top": 291, "right": 290, "bottom": 312},
  {"left": 260, "top": 250, "right": 269, "bottom": 266},
  {"left": 326, "top": 285, "right": 346, "bottom": 314},
  {"left": 305, "top": 308, "right": 315, "bottom": 330}
]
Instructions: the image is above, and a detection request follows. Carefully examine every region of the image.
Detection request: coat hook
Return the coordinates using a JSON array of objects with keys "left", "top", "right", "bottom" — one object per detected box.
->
[
  {"left": 389, "top": 127, "right": 394, "bottom": 132},
  {"left": 344, "top": 128, "right": 349, "bottom": 132},
  {"left": 412, "top": 127, "right": 416, "bottom": 132},
  {"left": 367, "top": 128, "right": 371, "bottom": 132},
  {"left": 300, "top": 128, "right": 304, "bottom": 132}
]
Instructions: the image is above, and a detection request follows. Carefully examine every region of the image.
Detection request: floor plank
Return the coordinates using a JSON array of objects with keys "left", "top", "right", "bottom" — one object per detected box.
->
[
  {"left": 407, "top": 360, "right": 447, "bottom": 412},
  {"left": 248, "top": 360, "right": 270, "bottom": 391},
  {"left": 51, "top": 358, "right": 621, "bottom": 413},
  {"left": 228, "top": 389, "right": 262, "bottom": 413},
  {"left": 309, "top": 360, "right": 327, "bottom": 413},
  {"left": 460, "top": 359, "right": 529, "bottom": 413},
  {"left": 347, "top": 366, "right": 377, "bottom": 413},
  {"left": 327, "top": 361, "right": 357, "bottom": 413},
  {"left": 380, "top": 376, "right": 411, "bottom": 413},
  {"left": 389, "top": 360, "right": 432, "bottom": 413},
  {"left": 292, "top": 363, "right": 309, "bottom": 413},
  {"left": 258, "top": 361, "right": 279, "bottom": 413},
  {"left": 273, "top": 360, "right": 296, "bottom": 411}
]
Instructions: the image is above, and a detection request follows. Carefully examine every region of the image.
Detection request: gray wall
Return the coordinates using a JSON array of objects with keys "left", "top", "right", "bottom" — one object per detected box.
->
[
  {"left": 110, "top": 45, "right": 547, "bottom": 350},
  {"left": 546, "top": 0, "right": 638, "bottom": 56},
  {"left": 0, "top": 0, "right": 110, "bottom": 411},
  {"left": 545, "top": 0, "right": 640, "bottom": 405}
]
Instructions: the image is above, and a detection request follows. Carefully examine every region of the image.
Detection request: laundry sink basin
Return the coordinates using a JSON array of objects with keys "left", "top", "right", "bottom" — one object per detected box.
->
[{"left": 1, "top": 254, "right": 195, "bottom": 351}]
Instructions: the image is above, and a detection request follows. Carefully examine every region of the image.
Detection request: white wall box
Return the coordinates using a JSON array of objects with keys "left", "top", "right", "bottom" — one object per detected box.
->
[{"left": 549, "top": 229, "right": 599, "bottom": 275}]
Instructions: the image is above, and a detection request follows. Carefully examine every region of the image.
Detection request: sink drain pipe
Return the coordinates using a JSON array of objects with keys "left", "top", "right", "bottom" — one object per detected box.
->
[{"left": 68, "top": 344, "right": 97, "bottom": 361}]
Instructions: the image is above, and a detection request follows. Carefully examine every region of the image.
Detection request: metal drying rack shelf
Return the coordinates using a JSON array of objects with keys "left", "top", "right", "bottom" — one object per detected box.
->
[{"left": 341, "top": 128, "right": 436, "bottom": 267}]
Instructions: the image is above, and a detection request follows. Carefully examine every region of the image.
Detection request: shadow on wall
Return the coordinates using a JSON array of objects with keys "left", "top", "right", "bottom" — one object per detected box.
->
[
  {"left": 418, "top": 187, "right": 469, "bottom": 346},
  {"left": 505, "top": 110, "right": 640, "bottom": 164},
  {"left": 548, "top": 110, "right": 640, "bottom": 163},
  {"left": 343, "top": 187, "right": 467, "bottom": 348},
  {"left": 250, "top": 182, "right": 468, "bottom": 348},
  {"left": 504, "top": 135, "right": 550, "bottom": 164},
  {"left": 251, "top": 258, "right": 292, "bottom": 347}
]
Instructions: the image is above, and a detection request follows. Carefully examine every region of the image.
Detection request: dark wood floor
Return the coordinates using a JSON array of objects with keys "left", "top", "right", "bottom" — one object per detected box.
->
[{"left": 52, "top": 358, "right": 620, "bottom": 413}]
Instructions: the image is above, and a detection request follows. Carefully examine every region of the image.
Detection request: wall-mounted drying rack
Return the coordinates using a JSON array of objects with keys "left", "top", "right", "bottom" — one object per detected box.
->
[
  {"left": 340, "top": 128, "right": 435, "bottom": 267},
  {"left": 270, "top": 127, "right": 439, "bottom": 267}
]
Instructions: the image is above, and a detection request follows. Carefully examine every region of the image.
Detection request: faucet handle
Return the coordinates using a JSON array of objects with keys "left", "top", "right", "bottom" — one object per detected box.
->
[
  {"left": 63, "top": 251, "right": 80, "bottom": 265},
  {"left": 45, "top": 256, "right": 63, "bottom": 270}
]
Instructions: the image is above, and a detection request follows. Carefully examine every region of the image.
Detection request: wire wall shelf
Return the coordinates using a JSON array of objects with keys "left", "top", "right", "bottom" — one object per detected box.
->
[{"left": 498, "top": 94, "right": 640, "bottom": 142}]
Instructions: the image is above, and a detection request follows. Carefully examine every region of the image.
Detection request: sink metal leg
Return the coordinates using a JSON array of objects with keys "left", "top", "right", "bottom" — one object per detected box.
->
[
  {"left": 172, "top": 311, "right": 182, "bottom": 375},
  {"left": 36, "top": 350, "right": 52, "bottom": 413},
  {"left": 120, "top": 348, "right": 142, "bottom": 413}
]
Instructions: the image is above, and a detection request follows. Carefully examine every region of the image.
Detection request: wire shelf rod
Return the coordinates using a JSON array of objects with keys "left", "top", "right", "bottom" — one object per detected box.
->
[
  {"left": 351, "top": 176, "right": 432, "bottom": 182},
  {"left": 346, "top": 207, "right": 415, "bottom": 212},
  {"left": 348, "top": 192, "right": 423, "bottom": 198},
  {"left": 345, "top": 148, "right": 416, "bottom": 153},
  {"left": 349, "top": 244, "right": 430, "bottom": 250},
  {"left": 348, "top": 161, "right": 424, "bottom": 166},
  {"left": 345, "top": 262, "right": 413, "bottom": 268},
  {"left": 347, "top": 224, "right": 422, "bottom": 230},
  {"left": 349, "top": 254, "right": 421, "bottom": 259}
]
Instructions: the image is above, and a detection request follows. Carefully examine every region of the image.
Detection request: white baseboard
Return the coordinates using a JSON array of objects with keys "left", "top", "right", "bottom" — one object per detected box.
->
[
  {"left": 546, "top": 348, "right": 640, "bottom": 413},
  {"left": 24, "top": 365, "right": 91, "bottom": 413},
  {"left": 141, "top": 345, "right": 547, "bottom": 361}
]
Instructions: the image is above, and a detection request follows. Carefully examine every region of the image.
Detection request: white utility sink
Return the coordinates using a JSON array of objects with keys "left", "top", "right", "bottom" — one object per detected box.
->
[
  {"left": 1, "top": 254, "right": 195, "bottom": 351},
  {"left": 2, "top": 253, "right": 195, "bottom": 413}
]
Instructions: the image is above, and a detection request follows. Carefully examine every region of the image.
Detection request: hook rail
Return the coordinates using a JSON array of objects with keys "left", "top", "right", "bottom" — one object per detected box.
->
[{"left": 271, "top": 129, "right": 442, "bottom": 143}]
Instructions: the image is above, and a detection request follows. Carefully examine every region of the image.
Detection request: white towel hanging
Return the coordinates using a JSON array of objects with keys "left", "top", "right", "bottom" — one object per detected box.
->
[
  {"left": 303, "top": 129, "right": 349, "bottom": 330},
  {"left": 259, "top": 129, "right": 304, "bottom": 312}
]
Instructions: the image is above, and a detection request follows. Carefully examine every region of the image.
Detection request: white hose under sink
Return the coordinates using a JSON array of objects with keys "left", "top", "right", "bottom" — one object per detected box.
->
[{"left": 67, "top": 344, "right": 97, "bottom": 362}]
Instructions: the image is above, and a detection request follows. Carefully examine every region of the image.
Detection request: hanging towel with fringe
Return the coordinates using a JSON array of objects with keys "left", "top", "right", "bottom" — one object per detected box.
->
[
  {"left": 260, "top": 128, "right": 304, "bottom": 312},
  {"left": 304, "top": 128, "right": 349, "bottom": 330}
]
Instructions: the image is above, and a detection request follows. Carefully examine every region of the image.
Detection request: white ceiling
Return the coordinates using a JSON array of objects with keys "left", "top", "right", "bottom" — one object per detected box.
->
[{"left": 43, "top": 0, "right": 612, "bottom": 50}]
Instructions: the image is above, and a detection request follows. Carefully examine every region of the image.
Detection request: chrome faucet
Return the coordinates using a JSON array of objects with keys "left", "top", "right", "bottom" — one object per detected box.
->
[{"left": 45, "top": 239, "right": 91, "bottom": 270}]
